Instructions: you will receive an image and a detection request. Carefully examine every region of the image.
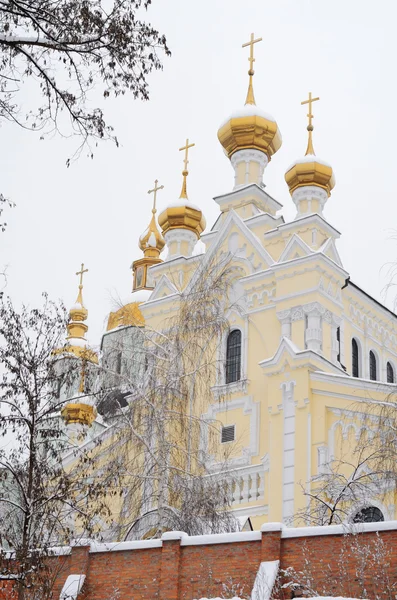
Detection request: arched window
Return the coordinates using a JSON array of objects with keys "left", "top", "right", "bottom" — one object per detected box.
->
[
  {"left": 353, "top": 506, "right": 384, "bottom": 523},
  {"left": 225, "top": 330, "right": 242, "bottom": 384},
  {"left": 352, "top": 338, "right": 359, "bottom": 377},
  {"left": 387, "top": 361, "right": 395, "bottom": 384},
  {"left": 369, "top": 350, "right": 377, "bottom": 381}
]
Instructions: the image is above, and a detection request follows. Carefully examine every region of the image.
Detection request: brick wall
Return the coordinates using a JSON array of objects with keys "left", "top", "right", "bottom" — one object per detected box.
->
[{"left": 2, "top": 522, "right": 397, "bottom": 599}]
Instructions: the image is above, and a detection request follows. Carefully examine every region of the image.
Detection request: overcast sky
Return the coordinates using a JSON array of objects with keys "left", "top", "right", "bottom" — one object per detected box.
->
[{"left": 1, "top": 0, "right": 397, "bottom": 347}]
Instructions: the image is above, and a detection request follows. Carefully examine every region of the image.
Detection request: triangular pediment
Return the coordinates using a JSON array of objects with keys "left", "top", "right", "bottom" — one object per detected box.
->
[
  {"left": 278, "top": 234, "right": 313, "bottom": 263},
  {"left": 146, "top": 275, "right": 179, "bottom": 301},
  {"left": 318, "top": 238, "right": 343, "bottom": 267},
  {"left": 186, "top": 210, "right": 274, "bottom": 293}
]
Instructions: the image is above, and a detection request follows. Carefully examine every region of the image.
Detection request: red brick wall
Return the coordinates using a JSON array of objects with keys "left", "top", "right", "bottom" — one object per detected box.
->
[{"left": 2, "top": 525, "right": 397, "bottom": 599}]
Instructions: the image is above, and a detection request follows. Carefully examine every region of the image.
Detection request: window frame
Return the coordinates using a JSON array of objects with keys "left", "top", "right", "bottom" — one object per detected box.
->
[
  {"left": 369, "top": 349, "right": 378, "bottom": 381},
  {"left": 387, "top": 361, "right": 395, "bottom": 384},
  {"left": 225, "top": 329, "right": 242, "bottom": 385},
  {"left": 351, "top": 337, "right": 361, "bottom": 378}
]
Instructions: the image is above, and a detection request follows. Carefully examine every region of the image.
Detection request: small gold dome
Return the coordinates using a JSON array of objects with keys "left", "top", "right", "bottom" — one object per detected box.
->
[
  {"left": 61, "top": 402, "right": 97, "bottom": 426},
  {"left": 217, "top": 104, "right": 282, "bottom": 160},
  {"left": 139, "top": 211, "right": 165, "bottom": 258},
  {"left": 107, "top": 299, "right": 146, "bottom": 331},
  {"left": 285, "top": 154, "right": 335, "bottom": 196},
  {"left": 158, "top": 200, "right": 206, "bottom": 239},
  {"left": 69, "top": 302, "right": 88, "bottom": 322}
]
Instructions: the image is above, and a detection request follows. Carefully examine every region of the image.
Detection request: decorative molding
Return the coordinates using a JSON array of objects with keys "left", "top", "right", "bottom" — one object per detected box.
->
[
  {"left": 211, "top": 379, "right": 248, "bottom": 400},
  {"left": 202, "top": 395, "right": 260, "bottom": 469}
]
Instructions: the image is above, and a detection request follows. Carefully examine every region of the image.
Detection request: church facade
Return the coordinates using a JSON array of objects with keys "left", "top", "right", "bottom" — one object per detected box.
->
[{"left": 57, "top": 33, "right": 397, "bottom": 535}]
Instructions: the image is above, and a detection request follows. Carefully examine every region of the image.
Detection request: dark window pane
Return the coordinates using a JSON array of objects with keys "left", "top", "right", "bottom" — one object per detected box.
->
[
  {"left": 353, "top": 506, "right": 384, "bottom": 523},
  {"left": 352, "top": 339, "right": 359, "bottom": 378},
  {"left": 387, "top": 362, "right": 394, "bottom": 384},
  {"left": 226, "top": 330, "right": 241, "bottom": 384},
  {"left": 369, "top": 351, "right": 377, "bottom": 381}
]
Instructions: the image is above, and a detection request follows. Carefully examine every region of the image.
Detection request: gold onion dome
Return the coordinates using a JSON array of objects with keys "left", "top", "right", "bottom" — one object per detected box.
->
[
  {"left": 158, "top": 139, "right": 206, "bottom": 238},
  {"left": 139, "top": 183, "right": 165, "bottom": 258},
  {"left": 285, "top": 92, "right": 335, "bottom": 197},
  {"left": 53, "top": 264, "right": 98, "bottom": 364},
  {"left": 217, "top": 33, "right": 282, "bottom": 160}
]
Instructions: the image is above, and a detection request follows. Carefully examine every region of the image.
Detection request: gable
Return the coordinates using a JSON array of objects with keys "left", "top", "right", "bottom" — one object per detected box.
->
[
  {"left": 186, "top": 210, "right": 274, "bottom": 294},
  {"left": 146, "top": 275, "right": 179, "bottom": 301},
  {"left": 319, "top": 237, "right": 343, "bottom": 267},
  {"left": 278, "top": 233, "right": 313, "bottom": 263}
]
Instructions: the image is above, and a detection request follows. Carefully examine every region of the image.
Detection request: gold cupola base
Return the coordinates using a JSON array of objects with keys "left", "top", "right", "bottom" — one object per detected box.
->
[
  {"left": 61, "top": 401, "right": 97, "bottom": 427},
  {"left": 285, "top": 155, "right": 335, "bottom": 218},
  {"left": 285, "top": 155, "right": 335, "bottom": 196},
  {"left": 218, "top": 104, "right": 282, "bottom": 161}
]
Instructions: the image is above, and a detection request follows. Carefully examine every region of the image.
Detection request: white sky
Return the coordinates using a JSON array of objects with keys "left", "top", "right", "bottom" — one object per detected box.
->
[{"left": 1, "top": 0, "right": 397, "bottom": 348}]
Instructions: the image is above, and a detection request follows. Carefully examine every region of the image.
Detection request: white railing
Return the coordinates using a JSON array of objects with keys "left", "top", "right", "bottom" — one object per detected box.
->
[{"left": 214, "top": 463, "right": 265, "bottom": 507}]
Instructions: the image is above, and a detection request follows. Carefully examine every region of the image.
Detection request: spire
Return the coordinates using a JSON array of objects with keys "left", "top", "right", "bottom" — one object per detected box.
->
[
  {"left": 67, "top": 263, "right": 89, "bottom": 342},
  {"left": 138, "top": 179, "right": 165, "bottom": 260},
  {"left": 301, "top": 92, "right": 320, "bottom": 156},
  {"left": 242, "top": 33, "right": 262, "bottom": 106},
  {"left": 179, "top": 138, "right": 195, "bottom": 199},
  {"left": 133, "top": 180, "right": 166, "bottom": 291}
]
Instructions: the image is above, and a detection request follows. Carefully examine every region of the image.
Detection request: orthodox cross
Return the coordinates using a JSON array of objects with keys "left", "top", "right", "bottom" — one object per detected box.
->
[
  {"left": 179, "top": 139, "right": 195, "bottom": 199},
  {"left": 148, "top": 179, "right": 164, "bottom": 213},
  {"left": 76, "top": 263, "right": 88, "bottom": 289},
  {"left": 301, "top": 92, "right": 319, "bottom": 155},
  {"left": 301, "top": 92, "right": 320, "bottom": 130},
  {"left": 242, "top": 33, "right": 263, "bottom": 74},
  {"left": 179, "top": 138, "right": 195, "bottom": 173}
]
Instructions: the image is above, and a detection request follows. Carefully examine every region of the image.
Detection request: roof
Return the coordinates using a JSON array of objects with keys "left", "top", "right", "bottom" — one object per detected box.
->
[{"left": 346, "top": 279, "right": 397, "bottom": 320}]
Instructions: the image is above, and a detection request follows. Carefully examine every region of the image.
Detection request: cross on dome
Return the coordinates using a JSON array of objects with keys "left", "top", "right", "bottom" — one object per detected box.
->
[
  {"left": 301, "top": 92, "right": 320, "bottom": 156},
  {"left": 179, "top": 138, "right": 195, "bottom": 199},
  {"left": 148, "top": 179, "right": 164, "bottom": 213},
  {"left": 242, "top": 32, "right": 262, "bottom": 105},
  {"left": 75, "top": 263, "right": 88, "bottom": 306}
]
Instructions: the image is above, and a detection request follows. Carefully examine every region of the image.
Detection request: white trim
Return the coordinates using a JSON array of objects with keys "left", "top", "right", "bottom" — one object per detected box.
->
[
  {"left": 264, "top": 212, "right": 341, "bottom": 239},
  {"left": 278, "top": 233, "right": 313, "bottom": 263},
  {"left": 310, "top": 369, "right": 397, "bottom": 393},
  {"left": 201, "top": 395, "right": 260, "bottom": 468},
  {"left": 213, "top": 183, "right": 283, "bottom": 213}
]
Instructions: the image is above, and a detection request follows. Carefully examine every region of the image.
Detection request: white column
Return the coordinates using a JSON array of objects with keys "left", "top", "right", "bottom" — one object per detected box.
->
[
  {"left": 305, "top": 306, "right": 322, "bottom": 352},
  {"left": 281, "top": 380, "right": 296, "bottom": 523}
]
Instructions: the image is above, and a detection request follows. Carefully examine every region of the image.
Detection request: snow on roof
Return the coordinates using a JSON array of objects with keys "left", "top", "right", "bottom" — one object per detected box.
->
[
  {"left": 286, "top": 153, "right": 332, "bottom": 173},
  {"left": 66, "top": 337, "right": 87, "bottom": 348},
  {"left": 219, "top": 103, "right": 276, "bottom": 129},
  {"left": 70, "top": 302, "right": 84, "bottom": 311},
  {"left": 59, "top": 574, "right": 86, "bottom": 599},
  {"left": 165, "top": 197, "right": 201, "bottom": 212}
]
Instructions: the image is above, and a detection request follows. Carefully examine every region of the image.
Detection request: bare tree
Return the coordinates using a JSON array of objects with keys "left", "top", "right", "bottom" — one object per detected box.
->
[
  {"left": 99, "top": 254, "right": 244, "bottom": 539},
  {"left": 0, "top": 294, "right": 114, "bottom": 600},
  {"left": 295, "top": 445, "right": 391, "bottom": 527},
  {"left": 0, "top": 0, "right": 170, "bottom": 159}
]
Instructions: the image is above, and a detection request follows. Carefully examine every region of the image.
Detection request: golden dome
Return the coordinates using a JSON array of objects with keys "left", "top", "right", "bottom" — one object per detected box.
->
[
  {"left": 158, "top": 199, "right": 206, "bottom": 238},
  {"left": 217, "top": 33, "right": 282, "bottom": 160},
  {"left": 285, "top": 155, "right": 335, "bottom": 196},
  {"left": 61, "top": 402, "right": 97, "bottom": 426},
  {"left": 217, "top": 104, "right": 282, "bottom": 160},
  {"left": 139, "top": 211, "right": 165, "bottom": 257},
  {"left": 285, "top": 92, "right": 335, "bottom": 197},
  {"left": 107, "top": 298, "right": 146, "bottom": 331},
  {"left": 158, "top": 139, "right": 206, "bottom": 239},
  {"left": 53, "top": 264, "right": 98, "bottom": 364}
]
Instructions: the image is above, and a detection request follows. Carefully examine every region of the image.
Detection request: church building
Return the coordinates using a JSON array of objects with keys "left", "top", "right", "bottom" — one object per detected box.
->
[{"left": 56, "top": 33, "right": 397, "bottom": 535}]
